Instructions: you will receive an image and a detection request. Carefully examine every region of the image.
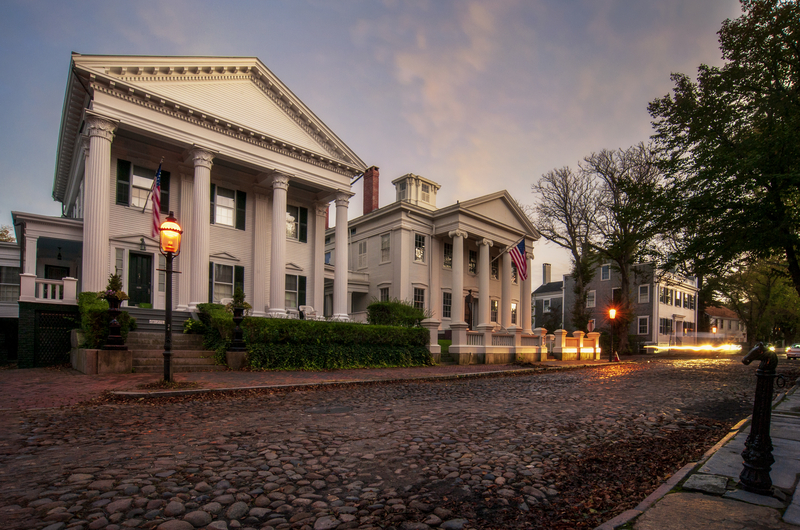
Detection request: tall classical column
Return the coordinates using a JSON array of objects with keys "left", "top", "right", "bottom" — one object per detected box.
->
[
  {"left": 449, "top": 230, "right": 468, "bottom": 325},
  {"left": 332, "top": 192, "right": 351, "bottom": 321},
  {"left": 177, "top": 172, "right": 194, "bottom": 311},
  {"left": 267, "top": 175, "right": 290, "bottom": 318},
  {"left": 82, "top": 112, "right": 118, "bottom": 292},
  {"left": 501, "top": 251, "right": 512, "bottom": 329},
  {"left": 188, "top": 147, "right": 214, "bottom": 309},
  {"left": 313, "top": 202, "right": 328, "bottom": 315},
  {"left": 252, "top": 192, "right": 269, "bottom": 317},
  {"left": 478, "top": 238, "right": 493, "bottom": 328},
  {"left": 521, "top": 250, "right": 533, "bottom": 334}
]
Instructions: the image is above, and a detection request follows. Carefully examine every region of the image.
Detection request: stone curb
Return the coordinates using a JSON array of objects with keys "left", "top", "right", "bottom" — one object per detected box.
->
[
  {"left": 593, "top": 383, "right": 797, "bottom": 530},
  {"left": 110, "top": 362, "right": 618, "bottom": 399}
]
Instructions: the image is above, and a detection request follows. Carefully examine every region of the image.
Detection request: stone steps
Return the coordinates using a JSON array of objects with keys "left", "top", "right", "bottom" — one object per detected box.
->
[
  {"left": 126, "top": 331, "right": 205, "bottom": 350},
  {"left": 130, "top": 350, "right": 227, "bottom": 373}
]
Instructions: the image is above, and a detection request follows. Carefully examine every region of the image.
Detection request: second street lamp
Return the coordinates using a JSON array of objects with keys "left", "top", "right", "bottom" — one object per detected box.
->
[
  {"left": 159, "top": 212, "right": 182, "bottom": 383},
  {"left": 609, "top": 308, "right": 617, "bottom": 362}
]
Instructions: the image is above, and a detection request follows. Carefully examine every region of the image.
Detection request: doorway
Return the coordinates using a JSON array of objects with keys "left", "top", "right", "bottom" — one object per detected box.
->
[{"left": 128, "top": 253, "right": 152, "bottom": 307}]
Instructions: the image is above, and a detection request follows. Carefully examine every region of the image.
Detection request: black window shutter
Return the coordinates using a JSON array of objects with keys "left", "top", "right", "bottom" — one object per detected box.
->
[
  {"left": 234, "top": 265, "right": 245, "bottom": 294},
  {"left": 236, "top": 190, "right": 247, "bottom": 230},
  {"left": 299, "top": 207, "right": 308, "bottom": 243},
  {"left": 299, "top": 275, "right": 307, "bottom": 306},
  {"left": 210, "top": 184, "right": 216, "bottom": 225},
  {"left": 159, "top": 170, "right": 170, "bottom": 214},
  {"left": 208, "top": 262, "right": 214, "bottom": 304},
  {"left": 116, "top": 159, "right": 131, "bottom": 205}
]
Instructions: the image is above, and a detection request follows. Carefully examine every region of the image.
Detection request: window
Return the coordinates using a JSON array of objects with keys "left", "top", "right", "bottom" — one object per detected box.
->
[
  {"left": 116, "top": 159, "right": 170, "bottom": 213},
  {"left": 659, "top": 317, "right": 673, "bottom": 335},
  {"left": 380, "top": 287, "right": 389, "bottom": 302},
  {"left": 421, "top": 183, "right": 430, "bottom": 202},
  {"left": 687, "top": 294, "right": 696, "bottom": 310},
  {"left": 286, "top": 205, "right": 308, "bottom": 242},
  {"left": 209, "top": 263, "right": 244, "bottom": 303},
  {"left": 381, "top": 234, "right": 391, "bottom": 262},
  {"left": 325, "top": 251, "right": 331, "bottom": 265},
  {"left": 543, "top": 299, "right": 551, "bottom": 313},
  {"left": 511, "top": 262, "right": 518, "bottom": 284},
  {"left": 115, "top": 248, "right": 124, "bottom": 277},
  {"left": 442, "top": 292, "right": 452, "bottom": 319},
  {"left": 612, "top": 288, "right": 621, "bottom": 303},
  {"left": 491, "top": 300, "right": 499, "bottom": 322},
  {"left": 468, "top": 250, "right": 477, "bottom": 274},
  {"left": 491, "top": 260, "right": 499, "bottom": 280},
  {"left": 398, "top": 181, "right": 407, "bottom": 200},
  {"left": 414, "top": 234, "right": 425, "bottom": 263},
  {"left": 601, "top": 264, "right": 610, "bottom": 281},
  {"left": 210, "top": 184, "right": 246, "bottom": 230},
  {"left": 511, "top": 302, "right": 517, "bottom": 325},
  {"left": 443, "top": 243, "right": 453, "bottom": 269},
  {"left": 0, "top": 266, "right": 20, "bottom": 302},
  {"left": 675, "top": 291, "right": 682, "bottom": 307},
  {"left": 638, "top": 316, "right": 649, "bottom": 335},
  {"left": 285, "top": 274, "right": 307, "bottom": 309},
  {"left": 660, "top": 287, "right": 667, "bottom": 304},
  {"left": 586, "top": 290, "right": 596, "bottom": 308},
  {"left": 661, "top": 288, "right": 674, "bottom": 305},
  {"left": 357, "top": 240, "right": 367, "bottom": 269},
  {"left": 413, "top": 288, "right": 425, "bottom": 310},
  {"left": 158, "top": 255, "right": 166, "bottom": 292},
  {"left": 639, "top": 285, "right": 650, "bottom": 304}
]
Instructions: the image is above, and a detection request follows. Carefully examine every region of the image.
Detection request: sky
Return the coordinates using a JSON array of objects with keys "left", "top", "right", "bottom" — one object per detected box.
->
[{"left": 0, "top": 0, "right": 743, "bottom": 288}]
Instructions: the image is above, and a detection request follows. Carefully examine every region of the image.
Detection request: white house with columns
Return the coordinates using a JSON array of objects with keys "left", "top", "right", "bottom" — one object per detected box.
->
[
  {"left": 13, "top": 53, "right": 364, "bottom": 326},
  {"left": 325, "top": 168, "right": 551, "bottom": 364}
]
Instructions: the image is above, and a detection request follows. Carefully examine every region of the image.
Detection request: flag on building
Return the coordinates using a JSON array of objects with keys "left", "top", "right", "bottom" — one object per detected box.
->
[
  {"left": 509, "top": 240, "right": 528, "bottom": 281},
  {"left": 151, "top": 163, "right": 162, "bottom": 237}
]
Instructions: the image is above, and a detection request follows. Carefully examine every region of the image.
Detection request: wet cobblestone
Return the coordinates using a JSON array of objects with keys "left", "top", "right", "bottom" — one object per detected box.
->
[{"left": 0, "top": 357, "right": 771, "bottom": 529}]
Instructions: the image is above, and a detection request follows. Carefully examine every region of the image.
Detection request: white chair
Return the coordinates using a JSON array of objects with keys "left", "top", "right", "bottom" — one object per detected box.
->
[{"left": 298, "top": 305, "right": 317, "bottom": 320}]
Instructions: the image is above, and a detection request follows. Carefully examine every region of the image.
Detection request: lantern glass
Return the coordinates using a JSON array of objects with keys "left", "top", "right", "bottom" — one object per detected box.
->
[
  {"left": 609, "top": 308, "right": 617, "bottom": 320},
  {"left": 159, "top": 214, "right": 182, "bottom": 255}
]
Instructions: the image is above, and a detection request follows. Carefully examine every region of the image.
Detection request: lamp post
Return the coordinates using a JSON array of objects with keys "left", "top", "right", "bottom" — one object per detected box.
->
[
  {"left": 609, "top": 308, "right": 617, "bottom": 362},
  {"left": 712, "top": 325, "right": 718, "bottom": 344},
  {"left": 159, "top": 212, "right": 182, "bottom": 383}
]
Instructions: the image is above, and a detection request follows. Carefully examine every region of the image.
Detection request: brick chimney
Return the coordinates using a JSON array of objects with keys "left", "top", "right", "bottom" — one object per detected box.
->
[
  {"left": 363, "top": 166, "right": 380, "bottom": 215},
  {"left": 543, "top": 263, "right": 551, "bottom": 284}
]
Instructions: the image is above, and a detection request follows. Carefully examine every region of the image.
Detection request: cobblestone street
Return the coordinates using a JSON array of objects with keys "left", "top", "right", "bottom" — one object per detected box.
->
[{"left": 0, "top": 357, "right": 774, "bottom": 530}]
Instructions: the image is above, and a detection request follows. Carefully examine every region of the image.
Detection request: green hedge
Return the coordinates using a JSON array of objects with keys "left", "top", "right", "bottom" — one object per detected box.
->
[
  {"left": 78, "top": 292, "right": 136, "bottom": 349},
  {"left": 366, "top": 299, "right": 426, "bottom": 327},
  {"left": 243, "top": 318, "right": 431, "bottom": 370}
]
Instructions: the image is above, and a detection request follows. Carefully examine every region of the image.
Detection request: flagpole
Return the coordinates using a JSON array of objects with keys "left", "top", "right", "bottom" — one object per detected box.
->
[
  {"left": 141, "top": 156, "right": 165, "bottom": 214},
  {"left": 489, "top": 235, "right": 526, "bottom": 264}
]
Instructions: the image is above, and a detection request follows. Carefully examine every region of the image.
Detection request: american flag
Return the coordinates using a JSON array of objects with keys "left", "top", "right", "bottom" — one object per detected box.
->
[
  {"left": 509, "top": 240, "right": 528, "bottom": 281},
  {"left": 151, "top": 163, "right": 162, "bottom": 238}
]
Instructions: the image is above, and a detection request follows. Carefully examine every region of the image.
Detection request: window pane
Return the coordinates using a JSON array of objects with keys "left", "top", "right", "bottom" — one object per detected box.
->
[
  {"left": 286, "top": 206, "right": 298, "bottom": 239},
  {"left": 285, "top": 275, "right": 298, "bottom": 291},
  {"left": 216, "top": 187, "right": 235, "bottom": 227},
  {"left": 214, "top": 283, "right": 233, "bottom": 302},
  {"left": 0, "top": 267, "right": 20, "bottom": 284},
  {"left": 215, "top": 264, "right": 233, "bottom": 284},
  {"left": 443, "top": 243, "right": 452, "bottom": 269},
  {"left": 0, "top": 285, "right": 19, "bottom": 302}
]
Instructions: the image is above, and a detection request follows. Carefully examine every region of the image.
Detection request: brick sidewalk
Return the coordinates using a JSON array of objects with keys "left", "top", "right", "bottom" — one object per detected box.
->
[{"left": 0, "top": 360, "right": 609, "bottom": 410}]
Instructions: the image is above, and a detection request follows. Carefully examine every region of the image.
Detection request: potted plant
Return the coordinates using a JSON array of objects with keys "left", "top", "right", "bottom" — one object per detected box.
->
[
  {"left": 225, "top": 287, "right": 251, "bottom": 369},
  {"left": 98, "top": 273, "right": 130, "bottom": 350}
]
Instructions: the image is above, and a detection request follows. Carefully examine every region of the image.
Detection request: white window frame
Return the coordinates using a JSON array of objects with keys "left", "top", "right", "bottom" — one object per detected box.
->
[
  {"left": 491, "top": 299, "right": 499, "bottom": 322},
  {"left": 213, "top": 263, "right": 234, "bottom": 303},
  {"left": 511, "top": 302, "right": 517, "bottom": 325},
  {"left": 398, "top": 181, "right": 407, "bottom": 200},
  {"left": 443, "top": 242, "right": 453, "bottom": 269},
  {"left": 413, "top": 287, "right": 425, "bottom": 310},
  {"left": 357, "top": 240, "right": 367, "bottom": 269},
  {"left": 421, "top": 183, "right": 430, "bottom": 202},
  {"left": 639, "top": 284, "right": 650, "bottom": 304},
  {"left": 214, "top": 186, "right": 236, "bottom": 227},
  {"left": 0, "top": 266, "right": 20, "bottom": 302},
  {"left": 131, "top": 165, "right": 156, "bottom": 210},
  {"left": 414, "top": 234, "right": 425, "bottom": 263},
  {"left": 543, "top": 299, "right": 551, "bottom": 313},
  {"left": 601, "top": 264, "right": 610, "bottom": 281},
  {"left": 586, "top": 290, "right": 596, "bottom": 308},
  {"left": 380, "top": 233, "right": 391, "bottom": 263},
  {"left": 638, "top": 316, "right": 649, "bottom": 335},
  {"left": 379, "top": 287, "right": 389, "bottom": 302},
  {"left": 442, "top": 291, "right": 452, "bottom": 319}
]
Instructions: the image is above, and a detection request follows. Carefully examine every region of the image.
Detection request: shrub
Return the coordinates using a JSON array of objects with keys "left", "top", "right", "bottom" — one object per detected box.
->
[
  {"left": 78, "top": 291, "right": 137, "bottom": 348},
  {"left": 196, "top": 303, "right": 235, "bottom": 363},
  {"left": 366, "top": 298, "right": 427, "bottom": 327},
  {"left": 243, "top": 318, "right": 431, "bottom": 370}
]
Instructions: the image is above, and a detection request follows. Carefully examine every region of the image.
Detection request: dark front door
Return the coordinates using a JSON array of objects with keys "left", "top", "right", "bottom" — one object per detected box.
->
[{"left": 128, "top": 253, "right": 152, "bottom": 307}]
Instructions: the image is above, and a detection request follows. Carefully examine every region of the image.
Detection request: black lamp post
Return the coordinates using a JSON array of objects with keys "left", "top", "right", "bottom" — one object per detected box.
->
[
  {"left": 609, "top": 308, "right": 617, "bottom": 362},
  {"left": 159, "top": 212, "right": 182, "bottom": 383}
]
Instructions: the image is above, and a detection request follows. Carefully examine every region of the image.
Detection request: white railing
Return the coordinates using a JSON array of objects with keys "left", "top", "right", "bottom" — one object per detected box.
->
[
  {"left": 19, "top": 273, "right": 78, "bottom": 305},
  {"left": 466, "top": 332, "right": 484, "bottom": 346},
  {"left": 492, "top": 334, "right": 514, "bottom": 346},
  {"left": 521, "top": 335, "right": 538, "bottom": 346}
]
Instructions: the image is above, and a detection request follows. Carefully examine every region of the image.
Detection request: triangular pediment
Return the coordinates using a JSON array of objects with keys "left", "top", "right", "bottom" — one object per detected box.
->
[
  {"left": 457, "top": 191, "right": 539, "bottom": 237},
  {"left": 72, "top": 55, "right": 362, "bottom": 167},
  {"left": 286, "top": 262, "right": 304, "bottom": 272},
  {"left": 210, "top": 251, "right": 240, "bottom": 262}
]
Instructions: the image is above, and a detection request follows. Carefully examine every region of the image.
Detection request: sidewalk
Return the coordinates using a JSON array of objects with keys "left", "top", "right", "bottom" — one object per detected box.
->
[{"left": 598, "top": 385, "right": 800, "bottom": 530}]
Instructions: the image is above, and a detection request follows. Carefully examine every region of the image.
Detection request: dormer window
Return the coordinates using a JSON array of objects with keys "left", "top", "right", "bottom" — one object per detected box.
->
[
  {"left": 421, "top": 183, "right": 430, "bottom": 202},
  {"left": 398, "top": 182, "right": 407, "bottom": 200}
]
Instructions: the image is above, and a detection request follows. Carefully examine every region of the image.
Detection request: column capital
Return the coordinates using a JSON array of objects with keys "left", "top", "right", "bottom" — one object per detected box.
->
[
  {"left": 84, "top": 111, "right": 118, "bottom": 142},
  {"left": 479, "top": 238, "right": 493, "bottom": 248},
  {"left": 272, "top": 174, "right": 290, "bottom": 191},
  {"left": 315, "top": 202, "right": 329, "bottom": 217},
  {"left": 80, "top": 135, "right": 90, "bottom": 156},
  {"left": 449, "top": 229, "right": 468, "bottom": 240},
  {"left": 188, "top": 146, "right": 215, "bottom": 170},
  {"left": 335, "top": 191, "right": 351, "bottom": 208}
]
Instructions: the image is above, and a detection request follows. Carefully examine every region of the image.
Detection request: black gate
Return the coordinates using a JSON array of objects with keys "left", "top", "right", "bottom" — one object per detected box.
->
[{"left": 33, "top": 310, "right": 73, "bottom": 366}]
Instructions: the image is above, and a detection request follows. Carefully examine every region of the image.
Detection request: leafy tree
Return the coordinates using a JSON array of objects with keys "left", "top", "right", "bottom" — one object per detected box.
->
[
  {"left": 649, "top": 0, "right": 800, "bottom": 297},
  {"left": 531, "top": 167, "right": 598, "bottom": 331},
  {"left": 0, "top": 225, "right": 14, "bottom": 242}
]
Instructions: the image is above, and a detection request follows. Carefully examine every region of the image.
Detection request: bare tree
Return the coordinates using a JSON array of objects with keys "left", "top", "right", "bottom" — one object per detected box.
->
[
  {"left": 531, "top": 167, "right": 598, "bottom": 331},
  {"left": 583, "top": 143, "right": 663, "bottom": 353}
]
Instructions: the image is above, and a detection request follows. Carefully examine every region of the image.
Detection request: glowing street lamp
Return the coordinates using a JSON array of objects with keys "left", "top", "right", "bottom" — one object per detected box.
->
[
  {"left": 159, "top": 212, "right": 182, "bottom": 382},
  {"left": 712, "top": 325, "right": 718, "bottom": 344},
  {"left": 609, "top": 308, "right": 617, "bottom": 362}
]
